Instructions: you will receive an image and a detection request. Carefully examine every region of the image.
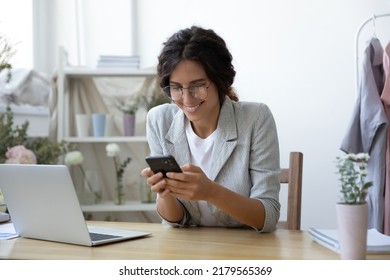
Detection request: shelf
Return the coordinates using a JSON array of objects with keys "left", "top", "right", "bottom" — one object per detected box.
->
[
  {"left": 63, "top": 66, "right": 156, "bottom": 77},
  {"left": 81, "top": 200, "right": 156, "bottom": 212},
  {"left": 56, "top": 49, "right": 156, "bottom": 223},
  {"left": 63, "top": 136, "right": 147, "bottom": 143}
]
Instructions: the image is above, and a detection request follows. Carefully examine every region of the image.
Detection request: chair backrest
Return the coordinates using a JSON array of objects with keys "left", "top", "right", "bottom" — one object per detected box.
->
[{"left": 277, "top": 151, "right": 303, "bottom": 230}]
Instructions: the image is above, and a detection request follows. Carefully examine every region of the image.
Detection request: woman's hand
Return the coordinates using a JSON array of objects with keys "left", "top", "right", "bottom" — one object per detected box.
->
[
  {"left": 164, "top": 164, "right": 215, "bottom": 201},
  {"left": 140, "top": 166, "right": 184, "bottom": 222},
  {"left": 140, "top": 167, "right": 172, "bottom": 198},
  {"left": 141, "top": 164, "right": 215, "bottom": 201}
]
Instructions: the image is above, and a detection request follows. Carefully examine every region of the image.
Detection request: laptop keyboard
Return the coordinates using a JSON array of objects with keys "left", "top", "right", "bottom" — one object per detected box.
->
[{"left": 89, "top": 232, "right": 122, "bottom": 241}]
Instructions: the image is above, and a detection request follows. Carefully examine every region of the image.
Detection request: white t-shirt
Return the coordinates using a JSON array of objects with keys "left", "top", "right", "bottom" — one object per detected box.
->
[{"left": 185, "top": 119, "right": 222, "bottom": 226}]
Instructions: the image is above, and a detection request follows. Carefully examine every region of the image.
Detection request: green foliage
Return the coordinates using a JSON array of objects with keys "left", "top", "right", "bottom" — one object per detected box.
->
[
  {"left": 113, "top": 77, "right": 170, "bottom": 115},
  {"left": 0, "top": 106, "right": 28, "bottom": 163},
  {"left": 115, "top": 95, "right": 140, "bottom": 114},
  {"left": 336, "top": 153, "right": 373, "bottom": 205},
  {"left": 0, "top": 106, "right": 75, "bottom": 164},
  {"left": 0, "top": 32, "right": 16, "bottom": 82},
  {"left": 140, "top": 90, "right": 170, "bottom": 111},
  {"left": 26, "top": 138, "right": 75, "bottom": 165},
  {"left": 138, "top": 77, "right": 170, "bottom": 111}
]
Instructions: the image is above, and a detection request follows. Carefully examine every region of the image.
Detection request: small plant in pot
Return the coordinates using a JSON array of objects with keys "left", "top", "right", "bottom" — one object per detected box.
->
[
  {"left": 336, "top": 153, "right": 373, "bottom": 204},
  {"left": 137, "top": 77, "right": 170, "bottom": 111},
  {"left": 335, "top": 152, "right": 373, "bottom": 259},
  {"left": 114, "top": 94, "right": 140, "bottom": 136},
  {"left": 115, "top": 94, "right": 140, "bottom": 116}
]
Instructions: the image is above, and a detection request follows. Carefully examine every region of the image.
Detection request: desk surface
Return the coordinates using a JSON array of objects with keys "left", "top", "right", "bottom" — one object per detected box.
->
[{"left": 1, "top": 221, "right": 389, "bottom": 260}]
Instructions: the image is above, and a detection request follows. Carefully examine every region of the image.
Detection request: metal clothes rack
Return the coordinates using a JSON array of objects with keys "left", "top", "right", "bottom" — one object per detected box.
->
[{"left": 355, "top": 13, "right": 390, "bottom": 90}]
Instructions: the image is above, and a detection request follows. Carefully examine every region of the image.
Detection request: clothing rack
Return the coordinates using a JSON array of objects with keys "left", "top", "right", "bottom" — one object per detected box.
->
[{"left": 355, "top": 13, "right": 390, "bottom": 90}]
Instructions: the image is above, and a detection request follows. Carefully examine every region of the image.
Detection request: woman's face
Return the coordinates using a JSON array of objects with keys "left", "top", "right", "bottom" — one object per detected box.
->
[{"left": 169, "top": 60, "right": 220, "bottom": 137}]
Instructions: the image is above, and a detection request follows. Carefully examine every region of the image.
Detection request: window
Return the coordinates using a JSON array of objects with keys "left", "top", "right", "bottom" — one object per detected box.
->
[{"left": 0, "top": 0, "right": 33, "bottom": 69}]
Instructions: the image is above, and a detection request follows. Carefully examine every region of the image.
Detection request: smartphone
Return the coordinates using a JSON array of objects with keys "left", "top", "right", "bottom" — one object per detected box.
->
[{"left": 145, "top": 155, "right": 182, "bottom": 177}]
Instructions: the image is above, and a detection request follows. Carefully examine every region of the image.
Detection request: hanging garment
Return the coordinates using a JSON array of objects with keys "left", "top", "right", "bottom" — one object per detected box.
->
[
  {"left": 381, "top": 42, "right": 390, "bottom": 236},
  {"left": 340, "top": 37, "right": 387, "bottom": 233}
]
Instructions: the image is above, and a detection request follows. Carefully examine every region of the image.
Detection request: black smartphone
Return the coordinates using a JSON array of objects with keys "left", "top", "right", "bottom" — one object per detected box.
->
[{"left": 145, "top": 155, "right": 182, "bottom": 177}]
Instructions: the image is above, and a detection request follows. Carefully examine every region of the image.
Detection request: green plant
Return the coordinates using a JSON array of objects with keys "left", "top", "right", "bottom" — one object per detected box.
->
[
  {"left": 114, "top": 94, "right": 140, "bottom": 115},
  {"left": 105, "top": 143, "right": 131, "bottom": 179},
  {"left": 114, "top": 77, "right": 169, "bottom": 114},
  {"left": 0, "top": 106, "right": 28, "bottom": 163},
  {"left": 0, "top": 31, "right": 17, "bottom": 82},
  {"left": 335, "top": 153, "right": 373, "bottom": 205},
  {"left": 64, "top": 150, "right": 101, "bottom": 202},
  {"left": 105, "top": 143, "right": 131, "bottom": 205},
  {"left": 140, "top": 90, "right": 169, "bottom": 111},
  {"left": 26, "top": 138, "right": 74, "bottom": 164},
  {"left": 0, "top": 105, "right": 75, "bottom": 164},
  {"left": 138, "top": 77, "right": 170, "bottom": 111}
]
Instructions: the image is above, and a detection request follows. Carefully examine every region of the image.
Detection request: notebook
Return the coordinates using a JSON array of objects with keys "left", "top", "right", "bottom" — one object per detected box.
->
[
  {"left": 0, "top": 164, "right": 151, "bottom": 246},
  {"left": 309, "top": 227, "right": 390, "bottom": 254}
]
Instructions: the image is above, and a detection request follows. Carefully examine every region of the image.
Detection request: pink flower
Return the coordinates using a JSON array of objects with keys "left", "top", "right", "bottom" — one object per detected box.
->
[{"left": 5, "top": 145, "right": 37, "bottom": 164}]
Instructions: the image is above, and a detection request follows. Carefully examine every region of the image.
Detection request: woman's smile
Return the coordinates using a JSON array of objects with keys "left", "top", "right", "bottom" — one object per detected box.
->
[{"left": 182, "top": 101, "right": 204, "bottom": 113}]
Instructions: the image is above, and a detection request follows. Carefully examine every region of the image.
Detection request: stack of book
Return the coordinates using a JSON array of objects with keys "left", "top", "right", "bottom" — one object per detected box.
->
[{"left": 96, "top": 55, "right": 140, "bottom": 69}]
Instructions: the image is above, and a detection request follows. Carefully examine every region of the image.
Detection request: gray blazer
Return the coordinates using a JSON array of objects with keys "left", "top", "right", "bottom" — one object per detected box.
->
[{"left": 146, "top": 98, "right": 280, "bottom": 232}]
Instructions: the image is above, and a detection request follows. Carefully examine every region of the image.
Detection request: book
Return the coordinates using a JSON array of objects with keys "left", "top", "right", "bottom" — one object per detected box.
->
[
  {"left": 309, "top": 227, "right": 390, "bottom": 254},
  {"left": 96, "top": 54, "right": 140, "bottom": 69},
  {"left": 0, "top": 222, "right": 18, "bottom": 240}
]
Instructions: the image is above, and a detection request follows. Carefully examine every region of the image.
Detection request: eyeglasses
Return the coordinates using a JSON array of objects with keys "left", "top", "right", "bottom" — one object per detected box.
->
[{"left": 163, "top": 82, "right": 212, "bottom": 101}]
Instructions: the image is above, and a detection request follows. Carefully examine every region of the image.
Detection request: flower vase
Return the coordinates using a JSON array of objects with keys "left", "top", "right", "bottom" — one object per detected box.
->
[
  {"left": 336, "top": 203, "right": 368, "bottom": 260},
  {"left": 123, "top": 113, "right": 135, "bottom": 136},
  {"left": 140, "top": 176, "right": 156, "bottom": 203},
  {"left": 115, "top": 176, "right": 126, "bottom": 205},
  {"left": 78, "top": 169, "right": 102, "bottom": 205}
]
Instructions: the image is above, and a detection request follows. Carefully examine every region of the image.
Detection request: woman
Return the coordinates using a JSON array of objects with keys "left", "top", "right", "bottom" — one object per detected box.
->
[{"left": 141, "top": 26, "right": 280, "bottom": 232}]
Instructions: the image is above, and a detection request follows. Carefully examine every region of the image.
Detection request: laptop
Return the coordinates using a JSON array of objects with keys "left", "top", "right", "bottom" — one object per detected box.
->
[{"left": 0, "top": 164, "right": 151, "bottom": 246}]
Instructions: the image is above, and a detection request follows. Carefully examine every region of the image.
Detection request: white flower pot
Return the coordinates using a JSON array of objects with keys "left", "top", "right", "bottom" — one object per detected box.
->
[
  {"left": 75, "top": 114, "right": 91, "bottom": 137},
  {"left": 336, "top": 203, "right": 368, "bottom": 260}
]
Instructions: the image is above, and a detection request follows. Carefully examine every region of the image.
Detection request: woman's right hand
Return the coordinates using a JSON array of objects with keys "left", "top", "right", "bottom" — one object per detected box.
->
[
  {"left": 140, "top": 167, "right": 184, "bottom": 222},
  {"left": 140, "top": 167, "right": 171, "bottom": 197}
]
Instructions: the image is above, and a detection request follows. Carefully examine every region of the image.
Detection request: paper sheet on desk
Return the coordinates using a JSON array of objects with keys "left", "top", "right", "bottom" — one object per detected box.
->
[
  {"left": 309, "top": 228, "right": 390, "bottom": 254},
  {"left": 0, "top": 223, "right": 18, "bottom": 240}
]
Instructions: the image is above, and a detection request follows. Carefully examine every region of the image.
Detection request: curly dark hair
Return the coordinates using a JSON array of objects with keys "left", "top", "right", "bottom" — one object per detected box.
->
[{"left": 157, "top": 26, "right": 238, "bottom": 103}]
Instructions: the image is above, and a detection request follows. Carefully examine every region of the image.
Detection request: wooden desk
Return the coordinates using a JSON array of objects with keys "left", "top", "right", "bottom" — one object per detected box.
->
[
  {"left": 80, "top": 201, "right": 156, "bottom": 212},
  {"left": 0, "top": 221, "right": 389, "bottom": 260}
]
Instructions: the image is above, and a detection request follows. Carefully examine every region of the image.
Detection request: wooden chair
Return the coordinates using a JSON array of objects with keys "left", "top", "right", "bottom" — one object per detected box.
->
[{"left": 277, "top": 151, "right": 303, "bottom": 230}]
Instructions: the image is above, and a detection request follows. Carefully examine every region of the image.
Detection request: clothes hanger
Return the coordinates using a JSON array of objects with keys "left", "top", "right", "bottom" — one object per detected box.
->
[{"left": 355, "top": 13, "right": 390, "bottom": 91}]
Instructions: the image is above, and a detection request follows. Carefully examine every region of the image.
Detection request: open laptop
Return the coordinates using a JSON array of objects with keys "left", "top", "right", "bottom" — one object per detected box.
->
[{"left": 0, "top": 164, "right": 151, "bottom": 246}]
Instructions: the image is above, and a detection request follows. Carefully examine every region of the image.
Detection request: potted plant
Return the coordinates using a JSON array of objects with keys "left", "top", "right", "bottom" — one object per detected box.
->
[
  {"left": 105, "top": 143, "right": 131, "bottom": 205},
  {"left": 64, "top": 150, "right": 102, "bottom": 205},
  {"left": 138, "top": 77, "right": 170, "bottom": 111},
  {"left": 115, "top": 94, "right": 140, "bottom": 136},
  {"left": 335, "top": 152, "right": 373, "bottom": 259},
  {"left": 0, "top": 106, "right": 74, "bottom": 164}
]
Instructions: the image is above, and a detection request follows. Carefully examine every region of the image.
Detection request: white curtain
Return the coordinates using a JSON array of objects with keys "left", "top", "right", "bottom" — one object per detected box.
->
[{"left": 49, "top": 73, "right": 160, "bottom": 222}]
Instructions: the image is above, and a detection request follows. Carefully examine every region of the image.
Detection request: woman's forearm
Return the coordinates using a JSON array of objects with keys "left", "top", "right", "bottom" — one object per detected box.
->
[
  {"left": 156, "top": 195, "right": 185, "bottom": 223},
  {"left": 207, "top": 181, "right": 265, "bottom": 229}
]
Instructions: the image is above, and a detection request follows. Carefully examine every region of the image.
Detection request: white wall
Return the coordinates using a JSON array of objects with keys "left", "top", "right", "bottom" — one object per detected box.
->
[
  {"left": 36, "top": 0, "right": 390, "bottom": 230},
  {"left": 135, "top": 0, "right": 390, "bottom": 230}
]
